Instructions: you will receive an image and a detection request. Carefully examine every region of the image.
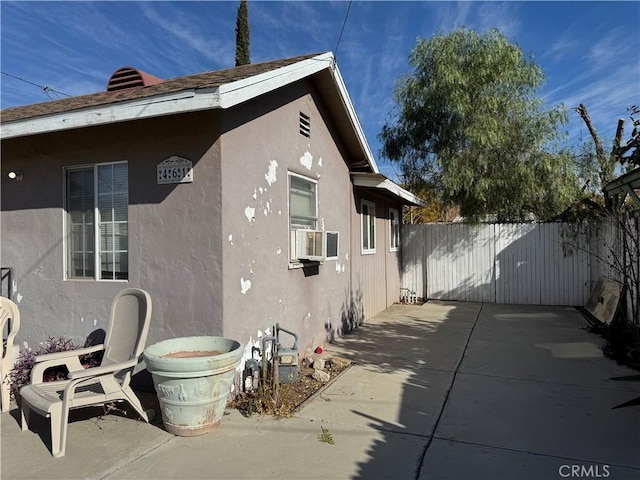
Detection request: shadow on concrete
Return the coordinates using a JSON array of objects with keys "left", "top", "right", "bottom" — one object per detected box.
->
[
  {"left": 323, "top": 302, "right": 476, "bottom": 479},
  {"left": 326, "top": 301, "right": 640, "bottom": 479}
]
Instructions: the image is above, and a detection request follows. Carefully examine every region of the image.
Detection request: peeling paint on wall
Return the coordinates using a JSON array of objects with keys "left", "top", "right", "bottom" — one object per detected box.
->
[
  {"left": 252, "top": 189, "right": 257, "bottom": 200},
  {"left": 244, "top": 206, "right": 255, "bottom": 222},
  {"left": 276, "top": 248, "right": 282, "bottom": 255},
  {"left": 265, "top": 160, "right": 278, "bottom": 186},
  {"left": 228, "top": 234, "right": 233, "bottom": 245},
  {"left": 240, "top": 278, "right": 252, "bottom": 294},
  {"left": 16, "top": 293, "right": 23, "bottom": 303},
  {"left": 300, "top": 151, "right": 313, "bottom": 170},
  {"left": 238, "top": 334, "right": 262, "bottom": 375},
  {"left": 336, "top": 263, "right": 341, "bottom": 273},
  {"left": 318, "top": 157, "right": 323, "bottom": 167},
  {"left": 22, "top": 341, "right": 30, "bottom": 352}
]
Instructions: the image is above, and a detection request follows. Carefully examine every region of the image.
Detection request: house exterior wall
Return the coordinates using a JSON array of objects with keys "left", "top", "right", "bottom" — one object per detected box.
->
[
  {"left": 0, "top": 111, "right": 224, "bottom": 349},
  {"left": 1, "top": 81, "right": 407, "bottom": 364},
  {"left": 350, "top": 187, "right": 403, "bottom": 324},
  {"left": 218, "top": 80, "right": 354, "bottom": 358}
]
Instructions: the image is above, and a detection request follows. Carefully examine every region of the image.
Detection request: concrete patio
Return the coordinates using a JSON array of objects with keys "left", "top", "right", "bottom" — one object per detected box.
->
[{"left": 2, "top": 301, "right": 639, "bottom": 479}]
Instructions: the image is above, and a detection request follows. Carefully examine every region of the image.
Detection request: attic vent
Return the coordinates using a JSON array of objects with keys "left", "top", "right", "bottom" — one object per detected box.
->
[
  {"left": 106, "top": 67, "right": 163, "bottom": 93},
  {"left": 299, "top": 112, "right": 311, "bottom": 138}
]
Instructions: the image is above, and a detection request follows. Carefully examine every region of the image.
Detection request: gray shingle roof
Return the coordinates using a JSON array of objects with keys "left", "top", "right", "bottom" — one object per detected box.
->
[{"left": 1, "top": 53, "right": 325, "bottom": 124}]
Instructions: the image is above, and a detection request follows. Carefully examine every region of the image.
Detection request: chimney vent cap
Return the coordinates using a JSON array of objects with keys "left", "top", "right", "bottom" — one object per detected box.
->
[{"left": 107, "top": 67, "right": 163, "bottom": 93}]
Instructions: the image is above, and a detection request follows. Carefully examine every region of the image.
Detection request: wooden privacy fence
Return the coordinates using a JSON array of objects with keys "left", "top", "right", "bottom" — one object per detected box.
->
[{"left": 401, "top": 223, "right": 593, "bottom": 306}]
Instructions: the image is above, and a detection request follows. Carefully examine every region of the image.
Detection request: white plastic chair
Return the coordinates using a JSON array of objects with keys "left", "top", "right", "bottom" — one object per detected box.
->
[
  {"left": 1, "top": 297, "right": 21, "bottom": 413},
  {"left": 19, "top": 288, "right": 152, "bottom": 457}
]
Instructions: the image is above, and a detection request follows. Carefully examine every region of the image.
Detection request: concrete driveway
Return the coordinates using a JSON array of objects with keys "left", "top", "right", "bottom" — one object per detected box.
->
[{"left": 2, "top": 301, "right": 639, "bottom": 479}]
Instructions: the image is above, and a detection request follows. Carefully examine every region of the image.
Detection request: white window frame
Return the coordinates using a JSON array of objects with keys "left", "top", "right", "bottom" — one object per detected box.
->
[
  {"left": 288, "top": 172, "right": 318, "bottom": 263},
  {"left": 64, "top": 161, "right": 128, "bottom": 281},
  {"left": 361, "top": 199, "right": 376, "bottom": 254},
  {"left": 389, "top": 208, "right": 400, "bottom": 252}
]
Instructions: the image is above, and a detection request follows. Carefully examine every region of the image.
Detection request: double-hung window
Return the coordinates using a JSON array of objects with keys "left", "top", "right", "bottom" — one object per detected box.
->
[
  {"left": 65, "top": 162, "right": 128, "bottom": 280},
  {"left": 289, "top": 173, "right": 318, "bottom": 261},
  {"left": 361, "top": 199, "right": 376, "bottom": 254},
  {"left": 389, "top": 208, "right": 400, "bottom": 251},
  {"left": 289, "top": 174, "right": 317, "bottom": 230}
]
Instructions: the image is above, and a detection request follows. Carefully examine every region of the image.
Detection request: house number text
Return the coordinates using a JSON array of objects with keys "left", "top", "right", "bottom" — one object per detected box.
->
[{"left": 157, "top": 156, "right": 193, "bottom": 184}]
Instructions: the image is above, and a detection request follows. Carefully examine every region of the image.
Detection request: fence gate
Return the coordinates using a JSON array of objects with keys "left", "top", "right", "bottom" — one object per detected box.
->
[{"left": 402, "top": 223, "right": 591, "bottom": 306}]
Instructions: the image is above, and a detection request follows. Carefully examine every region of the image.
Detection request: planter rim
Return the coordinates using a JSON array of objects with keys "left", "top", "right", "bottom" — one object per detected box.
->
[{"left": 143, "top": 336, "right": 243, "bottom": 374}]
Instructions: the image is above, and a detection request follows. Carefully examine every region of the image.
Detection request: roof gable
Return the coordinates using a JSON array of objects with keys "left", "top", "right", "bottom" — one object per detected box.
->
[
  {"left": 1, "top": 53, "right": 323, "bottom": 124},
  {"left": 1, "top": 52, "right": 426, "bottom": 206}
]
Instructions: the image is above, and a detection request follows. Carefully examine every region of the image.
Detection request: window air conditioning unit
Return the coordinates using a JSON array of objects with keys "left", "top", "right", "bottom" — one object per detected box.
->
[{"left": 294, "top": 229, "right": 325, "bottom": 262}]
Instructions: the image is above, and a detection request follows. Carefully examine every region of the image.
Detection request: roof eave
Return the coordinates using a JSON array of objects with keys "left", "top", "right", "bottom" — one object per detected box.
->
[
  {"left": 351, "top": 172, "right": 426, "bottom": 207},
  {"left": 326, "top": 61, "right": 379, "bottom": 174},
  {"left": 0, "top": 53, "right": 333, "bottom": 140},
  {"left": 0, "top": 52, "right": 380, "bottom": 175},
  {"left": 1, "top": 52, "right": 336, "bottom": 140},
  {"left": 1, "top": 89, "right": 219, "bottom": 139},
  {"left": 604, "top": 167, "right": 640, "bottom": 197}
]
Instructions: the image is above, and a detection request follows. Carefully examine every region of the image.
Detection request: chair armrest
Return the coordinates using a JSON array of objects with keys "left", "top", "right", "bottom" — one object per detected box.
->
[
  {"left": 67, "top": 359, "right": 138, "bottom": 380},
  {"left": 30, "top": 345, "right": 105, "bottom": 384},
  {"left": 34, "top": 344, "right": 104, "bottom": 363}
]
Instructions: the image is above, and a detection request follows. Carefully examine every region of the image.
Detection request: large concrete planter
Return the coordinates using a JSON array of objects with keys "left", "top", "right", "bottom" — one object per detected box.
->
[{"left": 143, "top": 336, "right": 243, "bottom": 436}]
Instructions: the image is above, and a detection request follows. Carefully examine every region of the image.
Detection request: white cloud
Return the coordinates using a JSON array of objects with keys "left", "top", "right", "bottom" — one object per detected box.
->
[
  {"left": 544, "top": 32, "right": 580, "bottom": 63},
  {"left": 433, "top": 1, "right": 475, "bottom": 32},
  {"left": 476, "top": 2, "right": 521, "bottom": 39},
  {"left": 586, "top": 27, "right": 628, "bottom": 72},
  {"left": 139, "top": 3, "right": 234, "bottom": 68}
]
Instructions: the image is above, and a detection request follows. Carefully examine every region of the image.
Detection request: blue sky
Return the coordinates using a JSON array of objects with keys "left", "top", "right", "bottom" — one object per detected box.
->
[{"left": 1, "top": 1, "right": 639, "bottom": 180}]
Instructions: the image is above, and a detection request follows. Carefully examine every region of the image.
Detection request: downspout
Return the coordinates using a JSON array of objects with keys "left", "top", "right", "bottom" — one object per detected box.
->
[
  {"left": 348, "top": 176, "right": 353, "bottom": 324},
  {"left": 384, "top": 198, "right": 389, "bottom": 307}
]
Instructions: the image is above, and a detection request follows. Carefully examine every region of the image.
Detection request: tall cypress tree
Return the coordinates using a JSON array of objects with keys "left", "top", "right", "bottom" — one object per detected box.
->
[{"left": 235, "top": 0, "right": 250, "bottom": 66}]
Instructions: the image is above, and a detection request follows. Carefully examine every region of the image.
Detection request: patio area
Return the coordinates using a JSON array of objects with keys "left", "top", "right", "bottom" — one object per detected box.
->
[{"left": 2, "top": 301, "right": 639, "bottom": 479}]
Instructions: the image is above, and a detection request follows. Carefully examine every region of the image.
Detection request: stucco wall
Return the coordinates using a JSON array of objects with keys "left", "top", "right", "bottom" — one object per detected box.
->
[
  {"left": 0, "top": 111, "right": 223, "bottom": 349},
  {"left": 1, "top": 84, "right": 405, "bottom": 366},
  {"left": 350, "top": 187, "right": 403, "bottom": 324},
  {"left": 219, "top": 80, "right": 353, "bottom": 358}
]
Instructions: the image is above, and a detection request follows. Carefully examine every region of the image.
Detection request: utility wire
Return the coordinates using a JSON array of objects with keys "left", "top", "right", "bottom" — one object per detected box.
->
[
  {"left": 334, "top": 0, "right": 352, "bottom": 62},
  {"left": 1, "top": 71, "right": 71, "bottom": 100}
]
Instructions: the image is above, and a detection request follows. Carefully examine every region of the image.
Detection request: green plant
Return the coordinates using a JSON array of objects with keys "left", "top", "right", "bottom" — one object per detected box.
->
[
  {"left": 7, "top": 335, "right": 103, "bottom": 400},
  {"left": 317, "top": 426, "right": 335, "bottom": 445}
]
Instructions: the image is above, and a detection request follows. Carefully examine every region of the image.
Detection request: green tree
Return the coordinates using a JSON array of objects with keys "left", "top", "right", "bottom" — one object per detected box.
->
[
  {"left": 235, "top": 0, "right": 250, "bottom": 67},
  {"left": 380, "top": 28, "right": 579, "bottom": 222}
]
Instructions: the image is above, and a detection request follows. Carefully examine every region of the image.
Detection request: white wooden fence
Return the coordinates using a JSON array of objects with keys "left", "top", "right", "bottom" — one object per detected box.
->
[{"left": 401, "top": 223, "right": 594, "bottom": 306}]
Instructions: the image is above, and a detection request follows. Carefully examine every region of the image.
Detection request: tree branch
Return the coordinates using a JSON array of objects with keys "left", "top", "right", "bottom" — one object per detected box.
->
[{"left": 575, "top": 103, "right": 605, "bottom": 161}]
